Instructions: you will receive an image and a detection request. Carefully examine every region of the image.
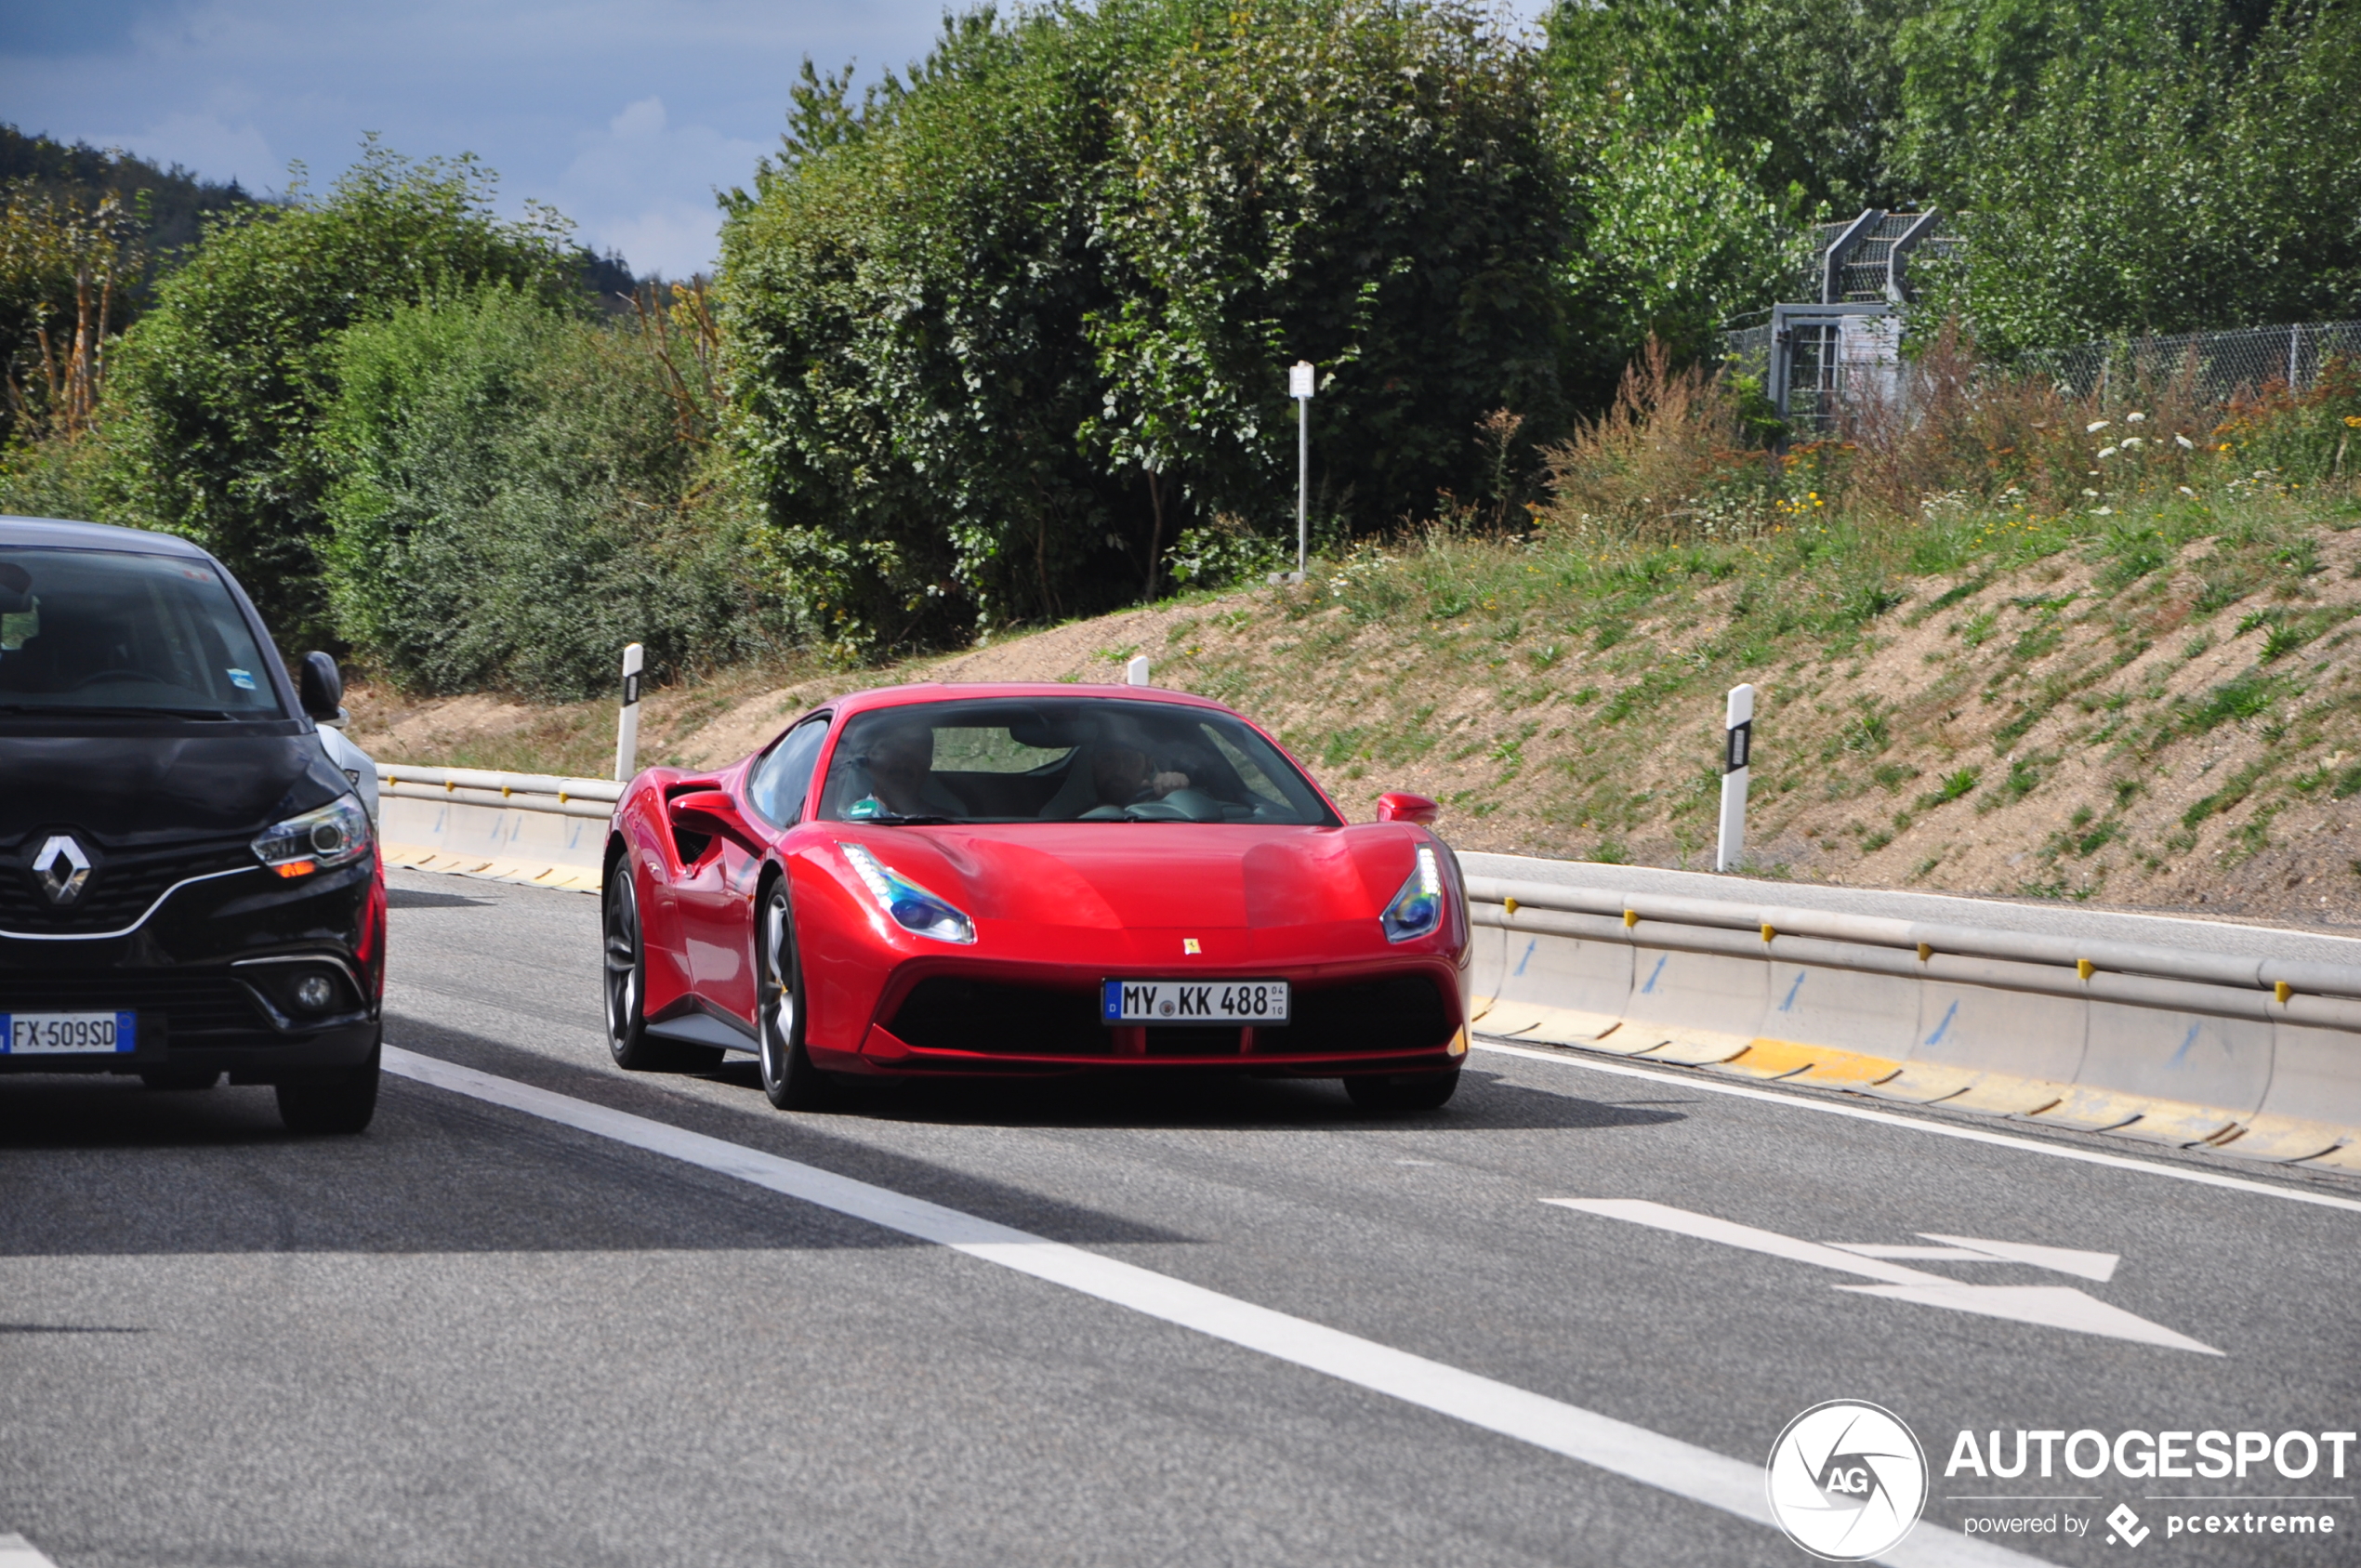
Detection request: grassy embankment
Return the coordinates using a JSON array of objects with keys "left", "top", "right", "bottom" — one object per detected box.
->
[{"left": 353, "top": 468, "right": 2361, "bottom": 926}]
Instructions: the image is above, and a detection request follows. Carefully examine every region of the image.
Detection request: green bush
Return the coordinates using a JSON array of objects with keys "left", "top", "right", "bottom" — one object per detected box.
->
[
  {"left": 320, "top": 286, "right": 772, "bottom": 698},
  {"left": 107, "top": 142, "right": 581, "bottom": 647}
]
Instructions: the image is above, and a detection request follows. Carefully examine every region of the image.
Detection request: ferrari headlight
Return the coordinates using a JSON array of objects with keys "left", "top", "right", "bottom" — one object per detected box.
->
[
  {"left": 252, "top": 795, "right": 374, "bottom": 879},
  {"left": 1380, "top": 845, "right": 1445, "bottom": 942},
  {"left": 840, "top": 843, "right": 975, "bottom": 943}
]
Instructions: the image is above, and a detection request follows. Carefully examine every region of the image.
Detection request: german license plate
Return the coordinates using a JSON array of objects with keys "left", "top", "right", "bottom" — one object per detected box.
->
[
  {"left": 1102, "top": 980, "right": 1288, "bottom": 1025},
  {"left": 2, "top": 1011, "right": 136, "bottom": 1055}
]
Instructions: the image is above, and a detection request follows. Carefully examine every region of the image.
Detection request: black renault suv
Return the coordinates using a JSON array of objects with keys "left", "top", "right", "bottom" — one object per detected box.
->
[{"left": 0, "top": 516, "right": 384, "bottom": 1132}]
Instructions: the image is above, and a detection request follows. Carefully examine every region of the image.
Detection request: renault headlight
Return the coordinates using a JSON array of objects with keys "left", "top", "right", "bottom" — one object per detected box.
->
[
  {"left": 253, "top": 795, "right": 374, "bottom": 879},
  {"left": 1380, "top": 845, "right": 1445, "bottom": 942},
  {"left": 841, "top": 843, "right": 975, "bottom": 943}
]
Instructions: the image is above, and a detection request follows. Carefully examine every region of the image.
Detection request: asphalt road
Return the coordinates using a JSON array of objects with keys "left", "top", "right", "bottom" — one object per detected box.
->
[{"left": 2, "top": 866, "right": 2357, "bottom": 1567}]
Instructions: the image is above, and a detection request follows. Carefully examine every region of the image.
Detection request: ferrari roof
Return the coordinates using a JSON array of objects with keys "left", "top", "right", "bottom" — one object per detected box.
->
[{"left": 821, "top": 681, "right": 1240, "bottom": 720}]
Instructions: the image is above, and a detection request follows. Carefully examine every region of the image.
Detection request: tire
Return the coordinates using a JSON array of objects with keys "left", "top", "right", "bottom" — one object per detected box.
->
[
  {"left": 757, "top": 881, "right": 830, "bottom": 1111},
  {"left": 1344, "top": 1066, "right": 1461, "bottom": 1113},
  {"left": 602, "top": 869, "right": 721, "bottom": 1073},
  {"left": 139, "top": 1067, "right": 221, "bottom": 1091},
  {"left": 278, "top": 1039, "right": 380, "bottom": 1134}
]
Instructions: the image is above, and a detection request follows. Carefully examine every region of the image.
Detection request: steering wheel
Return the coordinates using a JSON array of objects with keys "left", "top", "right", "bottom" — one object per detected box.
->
[{"left": 69, "top": 668, "right": 171, "bottom": 690}]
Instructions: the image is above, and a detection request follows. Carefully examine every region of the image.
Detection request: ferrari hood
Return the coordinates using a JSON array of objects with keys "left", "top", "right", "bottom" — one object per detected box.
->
[{"left": 844, "top": 824, "right": 1424, "bottom": 931}]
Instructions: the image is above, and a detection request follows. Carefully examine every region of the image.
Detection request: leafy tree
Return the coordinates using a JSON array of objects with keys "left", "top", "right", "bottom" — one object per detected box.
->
[
  {"left": 107, "top": 140, "right": 578, "bottom": 644},
  {"left": 1562, "top": 104, "right": 1802, "bottom": 371},
  {"left": 1542, "top": 0, "right": 1917, "bottom": 216},
  {"left": 1088, "top": 0, "right": 1568, "bottom": 557},
  {"left": 1897, "top": 0, "right": 2361, "bottom": 347},
  {"left": 722, "top": 0, "right": 1568, "bottom": 660}
]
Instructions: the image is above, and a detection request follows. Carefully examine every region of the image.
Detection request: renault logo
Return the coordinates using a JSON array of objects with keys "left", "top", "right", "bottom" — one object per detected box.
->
[{"left": 31, "top": 835, "right": 93, "bottom": 906}]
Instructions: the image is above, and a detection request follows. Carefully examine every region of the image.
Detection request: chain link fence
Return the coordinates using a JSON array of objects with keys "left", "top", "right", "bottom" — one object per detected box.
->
[
  {"left": 1717, "top": 315, "right": 2361, "bottom": 432},
  {"left": 2021, "top": 321, "right": 2361, "bottom": 403}
]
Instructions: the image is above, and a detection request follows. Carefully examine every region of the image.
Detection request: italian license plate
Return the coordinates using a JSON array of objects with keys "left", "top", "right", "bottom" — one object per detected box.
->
[
  {"left": 2, "top": 1011, "right": 137, "bottom": 1055},
  {"left": 1102, "top": 980, "right": 1289, "bottom": 1025}
]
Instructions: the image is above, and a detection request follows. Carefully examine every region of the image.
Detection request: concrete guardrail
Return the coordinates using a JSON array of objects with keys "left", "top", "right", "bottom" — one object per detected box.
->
[
  {"left": 1467, "top": 876, "right": 2361, "bottom": 1170},
  {"left": 376, "top": 764, "right": 615, "bottom": 893}
]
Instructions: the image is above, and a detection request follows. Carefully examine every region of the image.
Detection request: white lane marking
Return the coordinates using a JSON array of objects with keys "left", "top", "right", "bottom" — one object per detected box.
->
[
  {"left": 1474, "top": 1039, "right": 2361, "bottom": 1217},
  {"left": 1547, "top": 1200, "right": 2218, "bottom": 1355},
  {"left": 1918, "top": 1234, "right": 2118, "bottom": 1283},
  {"left": 0, "top": 1534, "right": 61, "bottom": 1568},
  {"left": 383, "top": 1047, "right": 2036, "bottom": 1568}
]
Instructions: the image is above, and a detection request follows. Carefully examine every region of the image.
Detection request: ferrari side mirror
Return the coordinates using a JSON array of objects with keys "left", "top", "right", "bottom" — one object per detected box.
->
[
  {"left": 1377, "top": 792, "right": 1440, "bottom": 825},
  {"left": 667, "top": 789, "right": 769, "bottom": 855},
  {"left": 298, "top": 651, "right": 345, "bottom": 724}
]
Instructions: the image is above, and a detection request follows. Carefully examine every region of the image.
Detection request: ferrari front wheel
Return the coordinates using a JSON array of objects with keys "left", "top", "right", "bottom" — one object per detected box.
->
[
  {"left": 1344, "top": 1066, "right": 1461, "bottom": 1113},
  {"left": 604, "top": 869, "right": 661, "bottom": 1071},
  {"left": 758, "top": 884, "right": 828, "bottom": 1110}
]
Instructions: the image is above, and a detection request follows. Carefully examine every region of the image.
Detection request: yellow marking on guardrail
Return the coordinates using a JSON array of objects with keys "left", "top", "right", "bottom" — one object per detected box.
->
[
  {"left": 2275, "top": 980, "right": 2293, "bottom": 1003},
  {"left": 1502, "top": 896, "right": 1518, "bottom": 916},
  {"left": 1760, "top": 923, "right": 1775, "bottom": 942},
  {"left": 1715, "top": 1039, "right": 1901, "bottom": 1087},
  {"left": 2077, "top": 957, "right": 2095, "bottom": 980},
  {"left": 1916, "top": 942, "right": 1932, "bottom": 961},
  {"left": 1622, "top": 909, "right": 1639, "bottom": 929}
]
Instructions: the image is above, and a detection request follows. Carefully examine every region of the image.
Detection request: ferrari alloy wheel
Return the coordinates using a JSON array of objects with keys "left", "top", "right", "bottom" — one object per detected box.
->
[
  {"left": 604, "top": 869, "right": 661, "bottom": 1070},
  {"left": 758, "top": 883, "right": 828, "bottom": 1110},
  {"left": 1344, "top": 1066, "right": 1461, "bottom": 1113}
]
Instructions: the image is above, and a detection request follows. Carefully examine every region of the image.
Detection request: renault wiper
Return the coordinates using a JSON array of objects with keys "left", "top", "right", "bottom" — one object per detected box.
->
[{"left": 0, "top": 703, "right": 237, "bottom": 719}]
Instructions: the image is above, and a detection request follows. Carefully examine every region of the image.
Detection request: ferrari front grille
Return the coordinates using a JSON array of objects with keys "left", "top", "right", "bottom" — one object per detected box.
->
[
  {"left": 890, "top": 979, "right": 1109, "bottom": 1056},
  {"left": 1260, "top": 975, "right": 1453, "bottom": 1055}
]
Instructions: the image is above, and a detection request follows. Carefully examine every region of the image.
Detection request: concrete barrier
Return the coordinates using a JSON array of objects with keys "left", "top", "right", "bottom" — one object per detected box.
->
[
  {"left": 376, "top": 765, "right": 616, "bottom": 893},
  {"left": 1465, "top": 872, "right": 2361, "bottom": 1168}
]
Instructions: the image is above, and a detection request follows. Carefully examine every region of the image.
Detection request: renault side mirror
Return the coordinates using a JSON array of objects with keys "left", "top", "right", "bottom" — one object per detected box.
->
[{"left": 298, "top": 652, "right": 346, "bottom": 725}]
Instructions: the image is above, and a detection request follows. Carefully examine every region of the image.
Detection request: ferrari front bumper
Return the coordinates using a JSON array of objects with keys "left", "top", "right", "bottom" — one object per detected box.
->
[{"left": 829, "top": 955, "right": 1469, "bottom": 1077}]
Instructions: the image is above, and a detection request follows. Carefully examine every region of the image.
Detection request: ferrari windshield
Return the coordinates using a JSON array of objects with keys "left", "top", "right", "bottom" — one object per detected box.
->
[
  {"left": 817, "top": 698, "right": 1339, "bottom": 825},
  {"left": 0, "top": 547, "right": 284, "bottom": 718}
]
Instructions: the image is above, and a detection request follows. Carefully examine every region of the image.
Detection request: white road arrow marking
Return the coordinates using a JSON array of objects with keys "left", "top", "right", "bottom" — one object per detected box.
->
[
  {"left": 1917, "top": 1233, "right": 2119, "bottom": 1283},
  {"left": 1547, "top": 1199, "right": 2216, "bottom": 1355},
  {"left": 1823, "top": 1236, "right": 2117, "bottom": 1282}
]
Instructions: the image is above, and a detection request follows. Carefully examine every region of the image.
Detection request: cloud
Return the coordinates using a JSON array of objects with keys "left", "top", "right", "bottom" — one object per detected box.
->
[
  {"left": 555, "top": 96, "right": 764, "bottom": 278},
  {"left": 83, "top": 109, "right": 279, "bottom": 188}
]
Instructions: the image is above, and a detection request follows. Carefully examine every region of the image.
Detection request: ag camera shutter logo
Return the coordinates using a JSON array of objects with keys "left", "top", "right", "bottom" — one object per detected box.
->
[{"left": 1766, "top": 1400, "right": 1929, "bottom": 1561}]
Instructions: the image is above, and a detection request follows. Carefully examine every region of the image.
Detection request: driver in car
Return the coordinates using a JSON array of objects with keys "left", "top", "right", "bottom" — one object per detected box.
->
[
  {"left": 1092, "top": 744, "right": 1190, "bottom": 808},
  {"left": 849, "top": 723, "right": 965, "bottom": 819}
]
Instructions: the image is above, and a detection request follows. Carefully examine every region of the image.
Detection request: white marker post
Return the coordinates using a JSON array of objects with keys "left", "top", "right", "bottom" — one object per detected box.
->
[
  {"left": 613, "top": 642, "right": 644, "bottom": 784},
  {"left": 1125, "top": 654, "right": 1151, "bottom": 687},
  {"left": 1715, "top": 683, "right": 1755, "bottom": 873},
  {"left": 1289, "top": 361, "right": 1314, "bottom": 581}
]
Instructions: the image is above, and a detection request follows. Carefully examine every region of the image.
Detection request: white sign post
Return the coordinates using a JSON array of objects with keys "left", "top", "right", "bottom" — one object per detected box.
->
[
  {"left": 1124, "top": 654, "right": 1151, "bottom": 687},
  {"left": 613, "top": 642, "right": 644, "bottom": 784},
  {"left": 1715, "top": 683, "right": 1755, "bottom": 873},
  {"left": 1288, "top": 361, "right": 1314, "bottom": 581}
]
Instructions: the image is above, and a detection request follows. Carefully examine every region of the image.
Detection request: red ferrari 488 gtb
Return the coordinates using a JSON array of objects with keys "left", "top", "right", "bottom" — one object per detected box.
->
[{"left": 602, "top": 683, "right": 1471, "bottom": 1111}]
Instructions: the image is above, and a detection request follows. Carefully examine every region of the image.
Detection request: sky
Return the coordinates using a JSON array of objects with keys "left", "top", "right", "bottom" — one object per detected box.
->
[{"left": 4, "top": 0, "right": 1554, "bottom": 281}]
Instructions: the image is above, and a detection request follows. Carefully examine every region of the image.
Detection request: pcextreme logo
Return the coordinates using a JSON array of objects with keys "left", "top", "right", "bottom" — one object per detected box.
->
[{"left": 1766, "top": 1400, "right": 1930, "bottom": 1561}]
